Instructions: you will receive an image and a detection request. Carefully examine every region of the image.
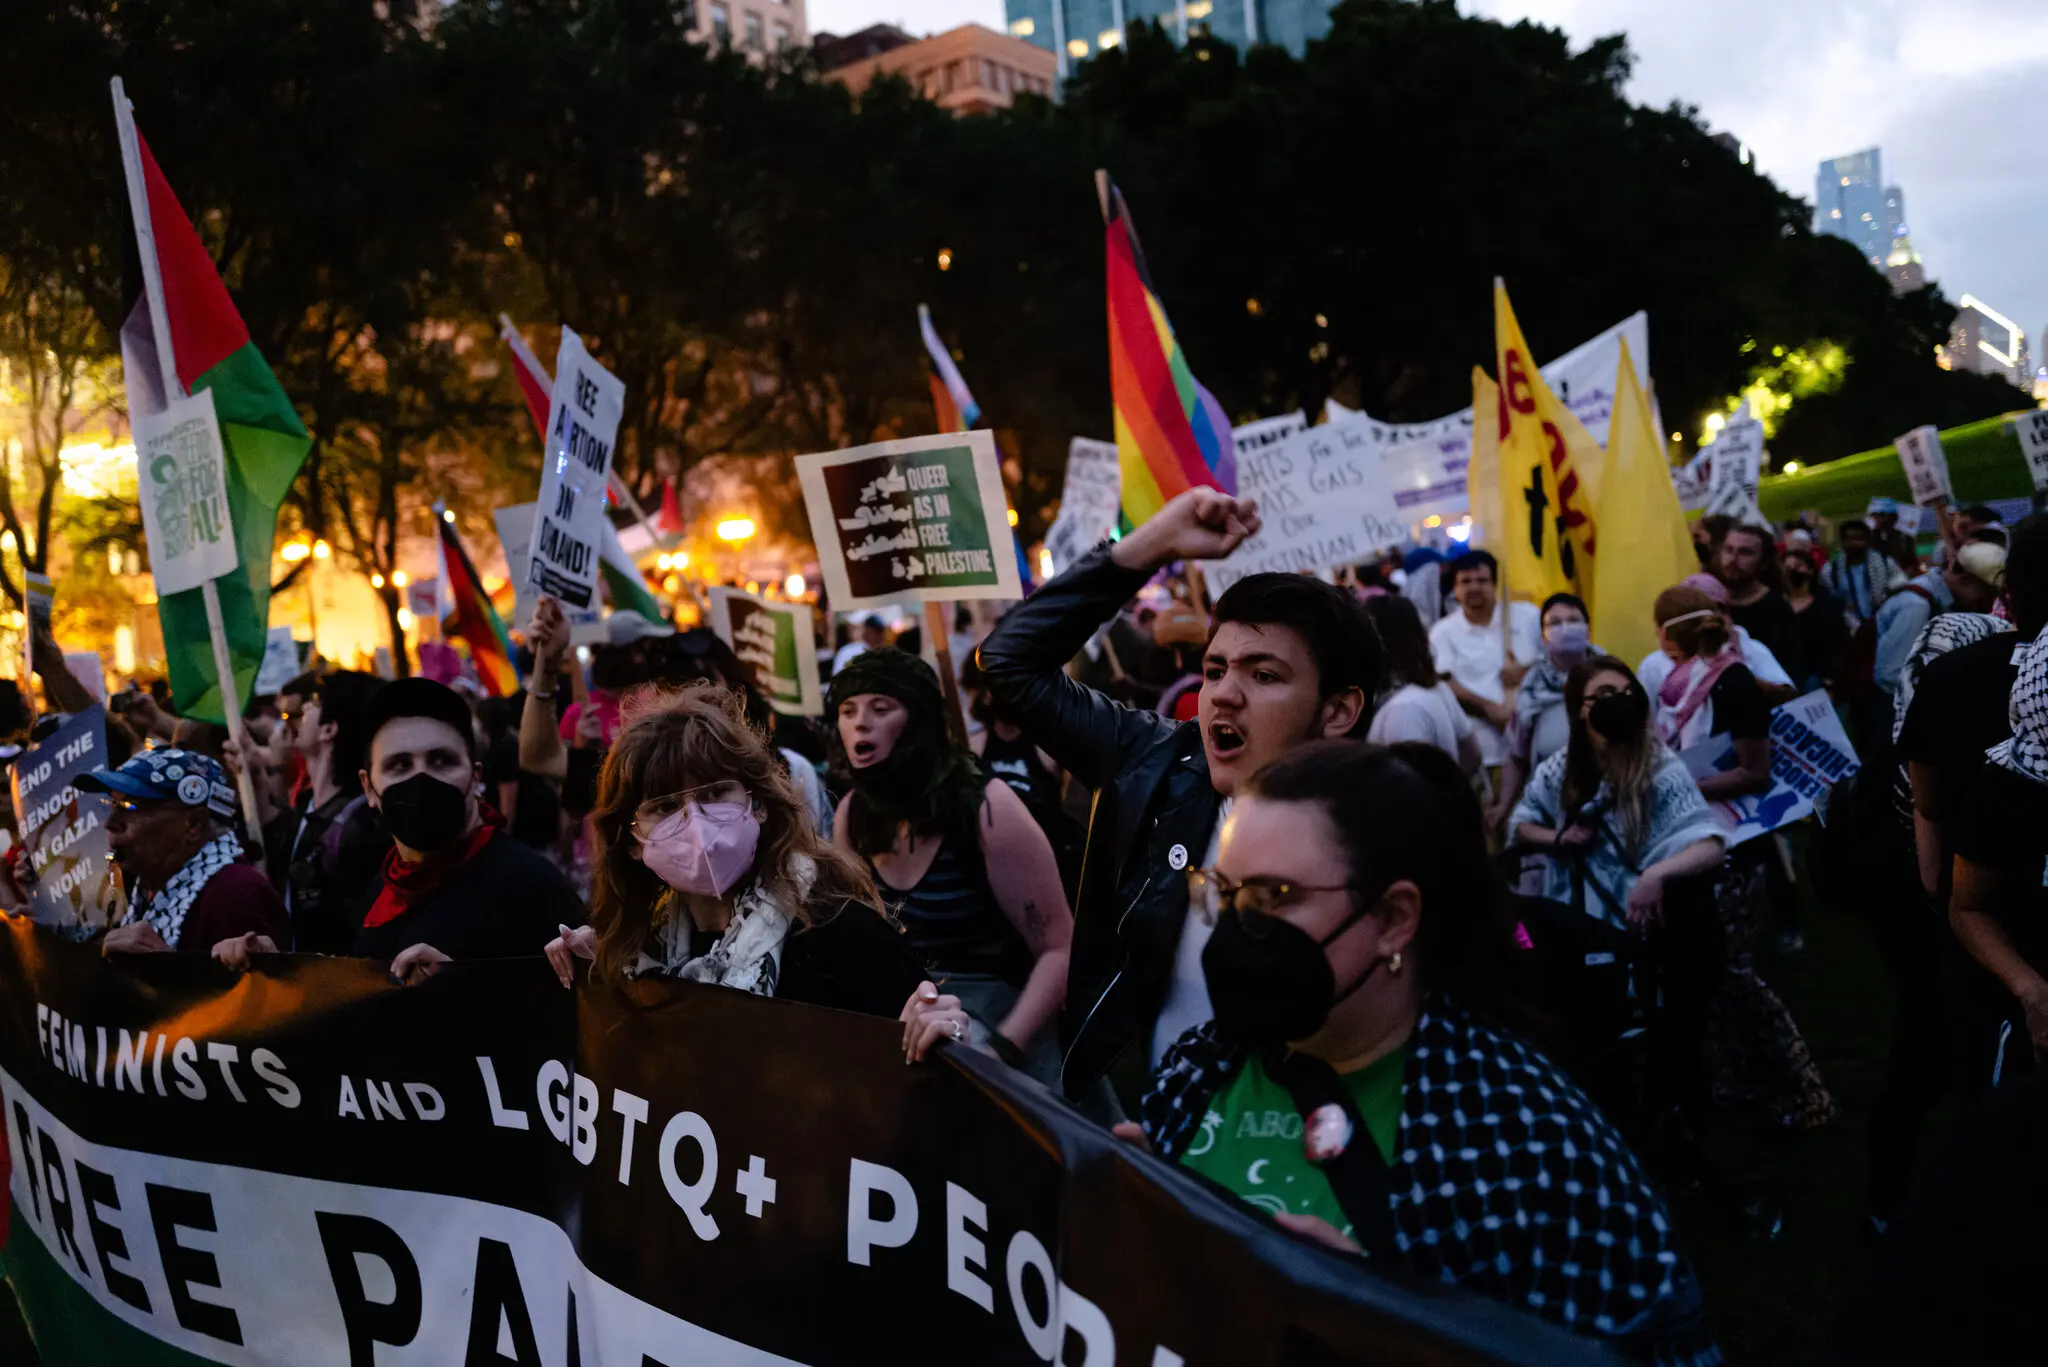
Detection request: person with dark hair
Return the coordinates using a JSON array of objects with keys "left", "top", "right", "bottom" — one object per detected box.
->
[
  {"left": 1692, "top": 513, "right": 1736, "bottom": 571},
  {"left": 544, "top": 685, "right": 922, "bottom": 1018},
  {"left": 347, "top": 677, "right": 581, "bottom": 981},
  {"left": 977, "top": 487, "right": 1383, "bottom": 1100},
  {"left": 1822, "top": 518, "right": 1904, "bottom": 631},
  {"left": 826, "top": 649, "right": 1075, "bottom": 1080},
  {"left": 260, "top": 669, "right": 392, "bottom": 954},
  {"left": 1130, "top": 740, "right": 1717, "bottom": 1365},
  {"left": 1781, "top": 543, "right": 1848, "bottom": 692},
  {"left": 1427, "top": 548, "right": 1541, "bottom": 771},
  {"left": 1491, "top": 592, "right": 1597, "bottom": 826},
  {"left": 481, "top": 693, "right": 561, "bottom": 850},
  {"left": 1716, "top": 525, "right": 1804, "bottom": 694},
  {"left": 77, "top": 749, "right": 290, "bottom": 956},
  {"left": 1362, "top": 596, "right": 1476, "bottom": 773}
]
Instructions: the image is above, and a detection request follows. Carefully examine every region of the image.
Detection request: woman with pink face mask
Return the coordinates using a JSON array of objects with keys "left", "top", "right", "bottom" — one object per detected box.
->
[{"left": 544, "top": 686, "right": 923, "bottom": 1020}]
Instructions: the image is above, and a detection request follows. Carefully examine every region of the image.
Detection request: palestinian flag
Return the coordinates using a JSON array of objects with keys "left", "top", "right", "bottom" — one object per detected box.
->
[
  {"left": 500, "top": 317, "right": 667, "bottom": 627},
  {"left": 437, "top": 514, "right": 519, "bottom": 697},
  {"left": 118, "top": 117, "right": 310, "bottom": 724}
]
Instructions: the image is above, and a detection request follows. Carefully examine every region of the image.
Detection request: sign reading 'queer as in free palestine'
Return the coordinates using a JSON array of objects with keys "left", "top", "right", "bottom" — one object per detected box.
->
[
  {"left": 796, "top": 430, "right": 1022, "bottom": 611},
  {"left": 708, "top": 587, "right": 823, "bottom": 717}
]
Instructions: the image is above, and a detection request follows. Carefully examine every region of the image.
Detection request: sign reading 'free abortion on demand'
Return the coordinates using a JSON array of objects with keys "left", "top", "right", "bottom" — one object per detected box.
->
[
  {"left": 708, "top": 587, "right": 823, "bottom": 716},
  {"left": 524, "top": 326, "right": 625, "bottom": 623},
  {"left": 1200, "top": 422, "right": 1410, "bottom": 595},
  {"left": 797, "top": 430, "right": 1022, "bottom": 611},
  {"left": 0, "top": 922, "right": 1597, "bottom": 1367}
]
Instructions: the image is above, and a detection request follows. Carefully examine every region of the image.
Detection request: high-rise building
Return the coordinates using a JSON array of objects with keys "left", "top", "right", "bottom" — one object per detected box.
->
[
  {"left": 819, "top": 24, "right": 1058, "bottom": 115},
  {"left": 1814, "top": 148, "right": 1894, "bottom": 269},
  {"left": 1884, "top": 231, "right": 1925, "bottom": 295},
  {"left": 689, "top": 0, "right": 808, "bottom": 62},
  {"left": 1002, "top": 0, "right": 1336, "bottom": 78},
  {"left": 1946, "top": 294, "right": 2030, "bottom": 389}
]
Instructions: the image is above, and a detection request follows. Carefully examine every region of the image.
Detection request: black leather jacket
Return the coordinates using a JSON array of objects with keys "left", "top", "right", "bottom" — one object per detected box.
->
[{"left": 976, "top": 545, "right": 1222, "bottom": 1099}]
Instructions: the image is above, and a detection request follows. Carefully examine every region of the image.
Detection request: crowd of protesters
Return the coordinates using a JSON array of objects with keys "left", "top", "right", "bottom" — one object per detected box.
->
[{"left": 6, "top": 481, "right": 2048, "bottom": 1363}]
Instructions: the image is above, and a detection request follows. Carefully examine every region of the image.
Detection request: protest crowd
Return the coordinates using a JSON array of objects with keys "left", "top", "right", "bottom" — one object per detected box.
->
[{"left": 8, "top": 23, "right": 2048, "bottom": 1364}]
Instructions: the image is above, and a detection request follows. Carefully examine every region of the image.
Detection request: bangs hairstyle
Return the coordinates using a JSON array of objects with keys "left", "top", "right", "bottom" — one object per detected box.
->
[
  {"left": 1210, "top": 572, "right": 1387, "bottom": 724},
  {"left": 589, "top": 684, "right": 881, "bottom": 984},
  {"left": 1245, "top": 740, "right": 1516, "bottom": 1014}
]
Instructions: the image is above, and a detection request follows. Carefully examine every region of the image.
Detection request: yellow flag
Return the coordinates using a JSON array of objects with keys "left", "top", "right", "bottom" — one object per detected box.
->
[
  {"left": 1465, "top": 366, "right": 1502, "bottom": 544},
  {"left": 1591, "top": 337, "right": 1698, "bottom": 669},
  {"left": 1493, "top": 280, "right": 1594, "bottom": 605}
]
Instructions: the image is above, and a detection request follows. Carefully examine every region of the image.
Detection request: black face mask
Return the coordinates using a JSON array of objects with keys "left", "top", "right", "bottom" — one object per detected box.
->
[
  {"left": 376, "top": 772, "right": 471, "bottom": 852},
  {"left": 1201, "top": 902, "right": 1381, "bottom": 1047},
  {"left": 1586, "top": 685, "right": 1649, "bottom": 743}
]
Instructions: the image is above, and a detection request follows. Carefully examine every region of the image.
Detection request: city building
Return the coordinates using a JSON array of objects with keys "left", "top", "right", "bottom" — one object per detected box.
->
[
  {"left": 1003, "top": 0, "right": 1337, "bottom": 78},
  {"left": 1814, "top": 148, "right": 1902, "bottom": 269},
  {"left": 1944, "top": 294, "right": 2031, "bottom": 389},
  {"left": 1884, "top": 230, "right": 1925, "bottom": 294},
  {"left": 819, "top": 23, "right": 1057, "bottom": 115},
  {"left": 689, "top": 0, "right": 807, "bottom": 61}
]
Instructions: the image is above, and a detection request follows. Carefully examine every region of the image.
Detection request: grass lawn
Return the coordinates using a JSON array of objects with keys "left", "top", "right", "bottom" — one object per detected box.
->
[{"left": 0, "top": 856, "right": 1919, "bottom": 1366}]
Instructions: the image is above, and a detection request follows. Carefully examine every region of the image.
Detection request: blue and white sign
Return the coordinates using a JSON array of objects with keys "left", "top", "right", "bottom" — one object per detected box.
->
[
  {"left": 1679, "top": 690, "right": 1860, "bottom": 846},
  {"left": 8, "top": 706, "right": 123, "bottom": 930}
]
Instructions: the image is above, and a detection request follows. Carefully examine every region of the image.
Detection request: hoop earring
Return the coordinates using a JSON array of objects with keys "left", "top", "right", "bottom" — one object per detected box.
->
[{"left": 1388, "top": 951, "right": 1403, "bottom": 977}]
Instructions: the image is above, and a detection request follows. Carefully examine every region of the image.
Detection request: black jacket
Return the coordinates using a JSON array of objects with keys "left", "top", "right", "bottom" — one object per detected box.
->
[{"left": 977, "top": 545, "right": 1222, "bottom": 1098}]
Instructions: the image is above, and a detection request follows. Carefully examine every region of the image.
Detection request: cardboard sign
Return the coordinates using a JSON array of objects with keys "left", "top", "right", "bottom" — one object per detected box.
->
[
  {"left": 708, "top": 588, "right": 823, "bottom": 717},
  {"left": 1043, "top": 438, "right": 1122, "bottom": 576},
  {"left": 1199, "top": 422, "right": 1409, "bottom": 595},
  {"left": 9, "top": 706, "right": 122, "bottom": 930},
  {"left": 524, "top": 327, "right": 625, "bottom": 623},
  {"left": 1678, "top": 690, "right": 1860, "bottom": 846},
  {"left": 796, "top": 430, "right": 1022, "bottom": 611},
  {"left": 254, "top": 625, "right": 301, "bottom": 696},
  {"left": 133, "top": 387, "right": 238, "bottom": 596},
  {"left": 2013, "top": 409, "right": 2048, "bottom": 493},
  {"left": 1894, "top": 424, "right": 1952, "bottom": 506}
]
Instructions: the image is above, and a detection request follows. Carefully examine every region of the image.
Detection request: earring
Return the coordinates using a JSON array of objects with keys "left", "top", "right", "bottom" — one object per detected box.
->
[{"left": 1388, "top": 951, "right": 1403, "bottom": 977}]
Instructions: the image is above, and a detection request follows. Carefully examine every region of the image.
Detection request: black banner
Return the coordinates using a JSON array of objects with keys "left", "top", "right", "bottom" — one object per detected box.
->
[{"left": 0, "top": 919, "right": 1611, "bottom": 1365}]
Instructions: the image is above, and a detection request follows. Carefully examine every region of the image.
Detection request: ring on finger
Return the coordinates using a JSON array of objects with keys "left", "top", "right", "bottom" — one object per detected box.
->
[{"left": 950, "top": 1019, "right": 964, "bottom": 1041}]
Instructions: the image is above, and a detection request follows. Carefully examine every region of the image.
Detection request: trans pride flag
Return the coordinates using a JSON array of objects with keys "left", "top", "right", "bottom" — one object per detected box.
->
[{"left": 1103, "top": 179, "right": 1234, "bottom": 525}]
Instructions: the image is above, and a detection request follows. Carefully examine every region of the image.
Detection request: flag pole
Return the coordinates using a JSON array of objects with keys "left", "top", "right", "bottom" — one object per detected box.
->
[{"left": 112, "top": 77, "right": 264, "bottom": 845}]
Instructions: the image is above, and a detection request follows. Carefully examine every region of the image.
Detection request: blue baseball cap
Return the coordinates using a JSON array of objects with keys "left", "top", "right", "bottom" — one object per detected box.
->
[
  {"left": 1867, "top": 496, "right": 1900, "bottom": 517},
  {"left": 75, "top": 748, "right": 236, "bottom": 819}
]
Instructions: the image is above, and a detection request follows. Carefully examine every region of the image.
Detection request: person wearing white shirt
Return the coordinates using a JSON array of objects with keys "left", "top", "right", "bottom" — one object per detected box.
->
[
  {"left": 1365, "top": 595, "right": 1480, "bottom": 773},
  {"left": 832, "top": 613, "right": 888, "bottom": 675},
  {"left": 1427, "top": 549, "right": 1541, "bottom": 768},
  {"left": 1637, "top": 624, "right": 1794, "bottom": 698}
]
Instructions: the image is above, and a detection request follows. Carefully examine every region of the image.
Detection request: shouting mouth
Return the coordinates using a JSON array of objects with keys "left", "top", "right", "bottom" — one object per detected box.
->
[
  {"left": 850, "top": 739, "right": 879, "bottom": 766},
  {"left": 1206, "top": 721, "right": 1246, "bottom": 763}
]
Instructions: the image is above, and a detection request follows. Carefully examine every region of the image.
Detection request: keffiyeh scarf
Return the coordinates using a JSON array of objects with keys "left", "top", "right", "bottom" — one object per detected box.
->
[
  {"left": 1987, "top": 635, "right": 2048, "bottom": 786},
  {"left": 1888, "top": 612, "right": 2011, "bottom": 825},
  {"left": 635, "top": 855, "right": 813, "bottom": 996},
  {"left": 134, "top": 832, "right": 243, "bottom": 947},
  {"left": 1141, "top": 1003, "right": 1719, "bottom": 1364}
]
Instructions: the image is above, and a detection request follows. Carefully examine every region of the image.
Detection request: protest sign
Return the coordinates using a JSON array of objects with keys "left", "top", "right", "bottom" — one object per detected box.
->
[
  {"left": 797, "top": 430, "right": 1022, "bottom": 611},
  {"left": 1200, "top": 423, "right": 1410, "bottom": 595},
  {"left": 8, "top": 708, "right": 121, "bottom": 930},
  {"left": 1679, "top": 690, "right": 1860, "bottom": 845},
  {"left": 708, "top": 587, "right": 823, "bottom": 716},
  {"left": 1231, "top": 411, "right": 1307, "bottom": 461},
  {"left": 62, "top": 652, "right": 107, "bottom": 704},
  {"left": 132, "top": 388, "right": 238, "bottom": 597},
  {"left": 253, "top": 625, "right": 300, "bottom": 696},
  {"left": 524, "top": 327, "right": 625, "bottom": 624},
  {"left": 407, "top": 576, "right": 443, "bottom": 624},
  {"left": 1044, "top": 438, "right": 1122, "bottom": 575},
  {"left": 24, "top": 570, "right": 52, "bottom": 646},
  {"left": 1894, "top": 424, "right": 1951, "bottom": 506},
  {"left": 493, "top": 501, "right": 539, "bottom": 630},
  {"left": 2012, "top": 409, "right": 2048, "bottom": 493},
  {"left": 0, "top": 921, "right": 1601, "bottom": 1367},
  {"left": 1699, "top": 417, "right": 1765, "bottom": 522}
]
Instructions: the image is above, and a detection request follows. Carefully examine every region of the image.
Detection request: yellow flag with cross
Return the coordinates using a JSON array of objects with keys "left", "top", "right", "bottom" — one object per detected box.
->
[{"left": 1492, "top": 279, "right": 1595, "bottom": 605}]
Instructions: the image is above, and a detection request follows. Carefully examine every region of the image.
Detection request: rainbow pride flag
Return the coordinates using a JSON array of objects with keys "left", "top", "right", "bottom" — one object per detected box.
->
[
  {"left": 1103, "top": 179, "right": 1234, "bottom": 525},
  {"left": 437, "top": 513, "right": 520, "bottom": 697}
]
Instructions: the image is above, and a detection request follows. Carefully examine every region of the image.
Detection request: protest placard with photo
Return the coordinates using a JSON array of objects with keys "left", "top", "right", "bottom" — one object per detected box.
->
[
  {"left": 1200, "top": 422, "right": 1409, "bottom": 595},
  {"left": 708, "top": 587, "right": 823, "bottom": 716},
  {"left": 1043, "top": 437, "right": 1121, "bottom": 575},
  {"left": 796, "top": 430, "right": 1022, "bottom": 610},
  {"left": 9, "top": 706, "right": 122, "bottom": 930},
  {"left": 132, "top": 388, "right": 238, "bottom": 596},
  {"left": 1679, "top": 689, "right": 1860, "bottom": 845},
  {"left": 523, "top": 326, "right": 625, "bottom": 623}
]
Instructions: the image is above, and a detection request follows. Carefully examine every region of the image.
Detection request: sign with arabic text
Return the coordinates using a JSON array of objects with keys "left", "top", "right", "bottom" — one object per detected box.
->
[
  {"left": 797, "top": 431, "right": 1022, "bottom": 610},
  {"left": 133, "top": 388, "right": 237, "bottom": 596},
  {"left": 708, "top": 587, "right": 823, "bottom": 716}
]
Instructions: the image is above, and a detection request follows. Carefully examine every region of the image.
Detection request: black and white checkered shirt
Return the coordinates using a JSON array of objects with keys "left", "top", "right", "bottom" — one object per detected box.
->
[{"left": 1141, "top": 1002, "right": 1719, "bottom": 1366}]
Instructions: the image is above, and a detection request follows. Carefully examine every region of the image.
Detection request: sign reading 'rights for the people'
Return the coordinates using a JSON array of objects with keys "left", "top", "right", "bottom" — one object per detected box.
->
[{"left": 796, "top": 431, "right": 1021, "bottom": 610}]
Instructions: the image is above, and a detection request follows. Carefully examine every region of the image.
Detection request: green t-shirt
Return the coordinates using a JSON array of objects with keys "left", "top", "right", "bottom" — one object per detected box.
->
[{"left": 1177, "top": 1047, "right": 1408, "bottom": 1239}]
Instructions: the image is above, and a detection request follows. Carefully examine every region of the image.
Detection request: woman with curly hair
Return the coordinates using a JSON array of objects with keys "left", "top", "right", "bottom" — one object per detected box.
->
[
  {"left": 829, "top": 648, "right": 1074, "bottom": 1084},
  {"left": 543, "top": 685, "right": 923, "bottom": 1021}
]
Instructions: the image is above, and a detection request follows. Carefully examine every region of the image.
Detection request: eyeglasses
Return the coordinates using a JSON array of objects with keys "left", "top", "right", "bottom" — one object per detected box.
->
[
  {"left": 1187, "top": 868, "right": 1357, "bottom": 938},
  {"left": 632, "top": 780, "right": 751, "bottom": 835}
]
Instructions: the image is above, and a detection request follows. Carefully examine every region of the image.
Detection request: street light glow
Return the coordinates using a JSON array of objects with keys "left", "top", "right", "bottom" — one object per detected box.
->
[
  {"left": 784, "top": 573, "right": 805, "bottom": 597},
  {"left": 280, "top": 542, "right": 310, "bottom": 562},
  {"left": 392, "top": 570, "right": 408, "bottom": 588},
  {"left": 716, "top": 518, "right": 756, "bottom": 542},
  {"left": 313, "top": 539, "right": 332, "bottom": 560}
]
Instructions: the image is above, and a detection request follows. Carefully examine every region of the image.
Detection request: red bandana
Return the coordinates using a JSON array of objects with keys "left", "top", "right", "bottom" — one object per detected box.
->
[{"left": 362, "top": 805, "right": 506, "bottom": 930}]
